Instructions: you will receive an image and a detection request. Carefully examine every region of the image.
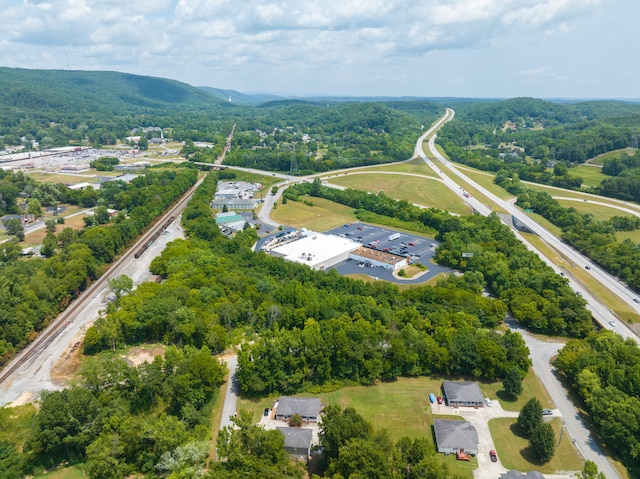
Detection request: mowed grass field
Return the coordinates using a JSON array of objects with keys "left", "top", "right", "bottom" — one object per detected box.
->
[
  {"left": 327, "top": 173, "right": 471, "bottom": 215},
  {"left": 27, "top": 172, "right": 101, "bottom": 185},
  {"left": 238, "top": 370, "right": 565, "bottom": 478},
  {"left": 587, "top": 148, "right": 637, "bottom": 166},
  {"left": 569, "top": 164, "right": 607, "bottom": 188},
  {"left": 271, "top": 196, "right": 359, "bottom": 231},
  {"left": 330, "top": 158, "right": 439, "bottom": 177}
]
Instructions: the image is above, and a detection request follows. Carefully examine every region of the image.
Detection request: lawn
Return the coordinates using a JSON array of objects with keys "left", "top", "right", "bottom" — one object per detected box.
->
[
  {"left": 488, "top": 418, "right": 583, "bottom": 474},
  {"left": 569, "top": 164, "right": 607, "bottom": 188},
  {"left": 327, "top": 173, "right": 471, "bottom": 215},
  {"left": 479, "top": 370, "right": 554, "bottom": 412},
  {"left": 336, "top": 158, "right": 439, "bottom": 177},
  {"left": 587, "top": 148, "right": 637, "bottom": 166},
  {"left": 271, "top": 196, "right": 359, "bottom": 231}
]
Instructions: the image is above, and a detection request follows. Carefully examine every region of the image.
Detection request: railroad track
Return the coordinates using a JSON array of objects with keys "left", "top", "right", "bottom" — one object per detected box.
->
[{"left": 0, "top": 175, "right": 205, "bottom": 387}]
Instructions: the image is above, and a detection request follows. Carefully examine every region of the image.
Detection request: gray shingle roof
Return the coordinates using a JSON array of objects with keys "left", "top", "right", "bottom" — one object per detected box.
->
[
  {"left": 276, "top": 397, "right": 321, "bottom": 419},
  {"left": 442, "top": 381, "right": 484, "bottom": 405},
  {"left": 433, "top": 419, "right": 479, "bottom": 452},
  {"left": 277, "top": 427, "right": 313, "bottom": 449}
]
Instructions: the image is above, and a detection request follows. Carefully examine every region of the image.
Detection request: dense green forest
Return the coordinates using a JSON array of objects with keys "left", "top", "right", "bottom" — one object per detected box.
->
[
  {"left": 555, "top": 332, "right": 640, "bottom": 475},
  {"left": 0, "top": 167, "right": 197, "bottom": 364}
]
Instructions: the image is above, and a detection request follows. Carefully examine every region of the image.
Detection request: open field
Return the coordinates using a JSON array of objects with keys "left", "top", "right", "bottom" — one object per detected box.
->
[
  {"left": 23, "top": 213, "right": 87, "bottom": 246},
  {"left": 570, "top": 164, "right": 607, "bottom": 188},
  {"left": 586, "top": 148, "right": 637, "bottom": 166},
  {"left": 327, "top": 173, "right": 471, "bottom": 215},
  {"left": 328, "top": 158, "right": 439, "bottom": 177},
  {"left": 271, "top": 196, "right": 359, "bottom": 231},
  {"left": 26, "top": 171, "right": 101, "bottom": 185},
  {"left": 489, "top": 418, "right": 583, "bottom": 474}
]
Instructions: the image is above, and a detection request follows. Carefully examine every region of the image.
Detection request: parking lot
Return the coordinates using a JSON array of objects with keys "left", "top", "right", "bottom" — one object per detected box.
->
[{"left": 325, "top": 222, "right": 454, "bottom": 284}]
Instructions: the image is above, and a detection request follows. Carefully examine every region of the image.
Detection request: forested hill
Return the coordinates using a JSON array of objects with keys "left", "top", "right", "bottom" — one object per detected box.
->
[
  {"left": 450, "top": 97, "right": 640, "bottom": 127},
  {"left": 0, "top": 67, "right": 228, "bottom": 115}
]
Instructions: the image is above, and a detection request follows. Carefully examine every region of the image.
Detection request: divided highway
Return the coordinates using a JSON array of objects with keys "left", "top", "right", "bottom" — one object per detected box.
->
[{"left": 416, "top": 109, "right": 623, "bottom": 479}]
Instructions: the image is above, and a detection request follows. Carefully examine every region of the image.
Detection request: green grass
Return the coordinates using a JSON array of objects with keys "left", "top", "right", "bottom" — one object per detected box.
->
[
  {"left": 34, "top": 465, "right": 88, "bottom": 479},
  {"left": 336, "top": 158, "right": 439, "bottom": 177},
  {"left": 327, "top": 173, "right": 471, "bottom": 215},
  {"left": 0, "top": 403, "right": 37, "bottom": 447},
  {"left": 569, "top": 164, "right": 607, "bottom": 188},
  {"left": 587, "top": 148, "right": 637, "bottom": 166},
  {"left": 448, "top": 164, "right": 516, "bottom": 201},
  {"left": 271, "top": 196, "right": 359, "bottom": 231},
  {"left": 479, "top": 370, "right": 554, "bottom": 411},
  {"left": 489, "top": 418, "right": 583, "bottom": 474}
]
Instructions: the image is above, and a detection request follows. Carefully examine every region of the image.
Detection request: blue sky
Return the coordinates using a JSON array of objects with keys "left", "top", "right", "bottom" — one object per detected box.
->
[{"left": 0, "top": 0, "right": 636, "bottom": 99}]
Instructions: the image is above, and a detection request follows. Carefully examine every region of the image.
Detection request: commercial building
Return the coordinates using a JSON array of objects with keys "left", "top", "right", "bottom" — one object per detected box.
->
[
  {"left": 211, "top": 198, "right": 260, "bottom": 210},
  {"left": 269, "top": 231, "right": 360, "bottom": 270},
  {"left": 349, "top": 246, "right": 407, "bottom": 270}
]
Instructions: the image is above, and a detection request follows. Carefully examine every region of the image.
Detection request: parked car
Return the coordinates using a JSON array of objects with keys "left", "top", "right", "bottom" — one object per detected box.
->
[
  {"left": 429, "top": 393, "right": 436, "bottom": 403},
  {"left": 437, "top": 396, "right": 443, "bottom": 404},
  {"left": 489, "top": 450, "right": 497, "bottom": 462},
  {"left": 542, "top": 409, "right": 553, "bottom": 416},
  {"left": 484, "top": 397, "right": 493, "bottom": 407}
]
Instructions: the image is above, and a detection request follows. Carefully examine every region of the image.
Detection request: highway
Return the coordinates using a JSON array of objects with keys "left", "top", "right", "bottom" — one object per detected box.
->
[
  {"left": 416, "top": 110, "right": 623, "bottom": 479},
  {"left": 416, "top": 108, "right": 639, "bottom": 343}
]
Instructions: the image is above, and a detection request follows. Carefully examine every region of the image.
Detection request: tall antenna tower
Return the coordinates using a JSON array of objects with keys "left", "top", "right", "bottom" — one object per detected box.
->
[
  {"left": 290, "top": 144, "right": 299, "bottom": 176},
  {"left": 631, "top": 130, "right": 638, "bottom": 149}
]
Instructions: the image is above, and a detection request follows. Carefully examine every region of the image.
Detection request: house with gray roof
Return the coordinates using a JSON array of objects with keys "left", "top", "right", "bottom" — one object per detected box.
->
[
  {"left": 442, "top": 380, "right": 484, "bottom": 408},
  {"left": 500, "top": 472, "right": 545, "bottom": 479},
  {"left": 277, "top": 427, "right": 313, "bottom": 460},
  {"left": 433, "top": 419, "right": 479, "bottom": 455},
  {"left": 275, "top": 397, "right": 321, "bottom": 422}
]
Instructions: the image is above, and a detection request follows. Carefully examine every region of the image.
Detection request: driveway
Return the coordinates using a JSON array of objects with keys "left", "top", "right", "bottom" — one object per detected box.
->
[{"left": 430, "top": 400, "right": 572, "bottom": 479}]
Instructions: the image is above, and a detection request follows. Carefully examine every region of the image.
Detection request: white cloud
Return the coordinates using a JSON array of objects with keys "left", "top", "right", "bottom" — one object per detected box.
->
[{"left": 0, "top": 0, "right": 632, "bottom": 98}]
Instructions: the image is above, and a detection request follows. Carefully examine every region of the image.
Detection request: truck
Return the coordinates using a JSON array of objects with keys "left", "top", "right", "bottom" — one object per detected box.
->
[{"left": 388, "top": 232, "right": 401, "bottom": 241}]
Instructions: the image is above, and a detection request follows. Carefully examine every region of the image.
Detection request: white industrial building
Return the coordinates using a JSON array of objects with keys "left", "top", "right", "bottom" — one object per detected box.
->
[{"left": 269, "top": 231, "right": 360, "bottom": 270}]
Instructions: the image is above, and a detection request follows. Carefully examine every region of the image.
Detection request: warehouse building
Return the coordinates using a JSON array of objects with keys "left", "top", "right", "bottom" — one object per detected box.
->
[
  {"left": 269, "top": 231, "right": 360, "bottom": 270},
  {"left": 349, "top": 246, "right": 408, "bottom": 270}
]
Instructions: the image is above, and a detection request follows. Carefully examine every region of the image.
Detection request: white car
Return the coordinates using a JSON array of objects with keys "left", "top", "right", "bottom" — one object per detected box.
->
[
  {"left": 609, "top": 320, "right": 617, "bottom": 327},
  {"left": 485, "top": 397, "right": 493, "bottom": 407}
]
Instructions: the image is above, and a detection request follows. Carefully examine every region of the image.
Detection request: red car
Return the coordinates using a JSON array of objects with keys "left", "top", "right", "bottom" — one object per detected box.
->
[
  {"left": 408, "top": 242, "right": 415, "bottom": 246},
  {"left": 436, "top": 396, "right": 443, "bottom": 404},
  {"left": 489, "top": 450, "right": 497, "bottom": 462}
]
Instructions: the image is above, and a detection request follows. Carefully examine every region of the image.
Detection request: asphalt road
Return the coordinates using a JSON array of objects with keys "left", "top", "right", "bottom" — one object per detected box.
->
[{"left": 219, "top": 355, "right": 239, "bottom": 431}]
